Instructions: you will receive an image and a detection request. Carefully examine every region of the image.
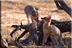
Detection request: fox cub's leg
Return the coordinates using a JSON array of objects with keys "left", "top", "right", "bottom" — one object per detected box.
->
[
  {"left": 42, "top": 33, "right": 47, "bottom": 46},
  {"left": 42, "top": 34, "right": 46, "bottom": 46},
  {"left": 51, "top": 36, "right": 56, "bottom": 46},
  {"left": 31, "top": 16, "right": 34, "bottom": 23},
  {"left": 44, "top": 34, "right": 48, "bottom": 43},
  {"left": 42, "top": 33, "right": 50, "bottom": 46},
  {"left": 54, "top": 36, "right": 59, "bottom": 46},
  {"left": 26, "top": 14, "right": 30, "bottom": 26}
]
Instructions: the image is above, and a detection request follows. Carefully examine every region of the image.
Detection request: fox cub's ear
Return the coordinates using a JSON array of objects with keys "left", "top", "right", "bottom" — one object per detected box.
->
[{"left": 48, "top": 15, "right": 51, "bottom": 19}]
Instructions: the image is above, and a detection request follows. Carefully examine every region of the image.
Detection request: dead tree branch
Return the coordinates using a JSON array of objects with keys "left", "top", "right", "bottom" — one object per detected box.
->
[{"left": 54, "top": 0, "right": 71, "bottom": 16}]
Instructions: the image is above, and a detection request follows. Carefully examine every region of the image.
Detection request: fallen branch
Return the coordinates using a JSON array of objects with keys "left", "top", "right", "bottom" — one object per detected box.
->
[
  {"left": 11, "top": 19, "right": 71, "bottom": 33},
  {"left": 54, "top": 0, "right": 71, "bottom": 16}
]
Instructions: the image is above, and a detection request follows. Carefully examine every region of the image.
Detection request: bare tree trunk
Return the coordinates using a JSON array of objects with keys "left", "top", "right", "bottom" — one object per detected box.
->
[{"left": 54, "top": 0, "right": 71, "bottom": 16}]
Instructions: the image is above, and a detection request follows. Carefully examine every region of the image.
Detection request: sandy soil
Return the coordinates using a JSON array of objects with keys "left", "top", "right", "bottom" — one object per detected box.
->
[{"left": 1, "top": 0, "right": 71, "bottom": 47}]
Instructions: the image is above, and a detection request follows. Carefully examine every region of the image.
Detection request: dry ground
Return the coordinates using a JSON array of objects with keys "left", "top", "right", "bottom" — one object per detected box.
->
[{"left": 1, "top": 0, "right": 71, "bottom": 48}]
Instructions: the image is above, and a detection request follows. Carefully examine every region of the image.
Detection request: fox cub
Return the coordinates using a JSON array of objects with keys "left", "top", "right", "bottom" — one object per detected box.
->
[
  {"left": 41, "top": 16, "right": 62, "bottom": 46},
  {"left": 24, "top": 5, "right": 39, "bottom": 26}
]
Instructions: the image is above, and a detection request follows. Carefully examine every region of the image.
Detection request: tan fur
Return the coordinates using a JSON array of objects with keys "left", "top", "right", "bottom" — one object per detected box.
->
[{"left": 42, "top": 16, "right": 62, "bottom": 46}]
